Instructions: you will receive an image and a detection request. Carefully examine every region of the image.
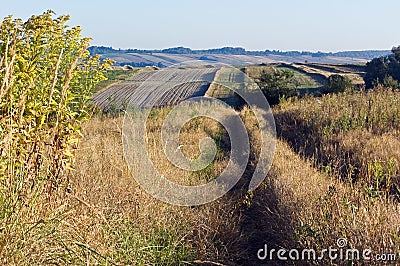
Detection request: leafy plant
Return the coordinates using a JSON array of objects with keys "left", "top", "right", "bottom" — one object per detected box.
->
[
  {"left": 0, "top": 11, "right": 111, "bottom": 262},
  {"left": 257, "top": 69, "right": 297, "bottom": 104},
  {"left": 323, "top": 74, "right": 353, "bottom": 94}
]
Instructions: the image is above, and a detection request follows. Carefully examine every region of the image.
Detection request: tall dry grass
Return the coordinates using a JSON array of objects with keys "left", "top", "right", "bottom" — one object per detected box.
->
[
  {"left": 62, "top": 93, "right": 399, "bottom": 264},
  {"left": 240, "top": 100, "right": 400, "bottom": 264},
  {"left": 64, "top": 110, "right": 249, "bottom": 265},
  {"left": 275, "top": 87, "right": 400, "bottom": 198}
]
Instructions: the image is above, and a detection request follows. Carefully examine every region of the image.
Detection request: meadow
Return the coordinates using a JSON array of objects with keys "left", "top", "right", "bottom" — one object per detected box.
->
[{"left": 57, "top": 87, "right": 400, "bottom": 265}]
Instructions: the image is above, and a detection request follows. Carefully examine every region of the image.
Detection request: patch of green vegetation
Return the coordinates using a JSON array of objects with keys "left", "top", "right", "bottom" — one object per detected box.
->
[
  {"left": 276, "top": 66, "right": 322, "bottom": 89},
  {"left": 365, "top": 46, "right": 400, "bottom": 88},
  {"left": 105, "top": 221, "right": 193, "bottom": 265},
  {"left": 323, "top": 74, "right": 353, "bottom": 93},
  {"left": 95, "top": 69, "right": 140, "bottom": 92}
]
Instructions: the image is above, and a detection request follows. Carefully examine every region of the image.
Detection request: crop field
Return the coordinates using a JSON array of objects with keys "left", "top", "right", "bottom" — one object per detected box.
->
[
  {"left": 93, "top": 67, "right": 218, "bottom": 111},
  {"left": 245, "top": 62, "right": 367, "bottom": 89},
  {"left": 100, "top": 52, "right": 372, "bottom": 68},
  {"left": 205, "top": 67, "right": 253, "bottom": 106},
  {"left": 92, "top": 70, "right": 156, "bottom": 111},
  {"left": 94, "top": 62, "right": 370, "bottom": 113},
  {"left": 291, "top": 63, "right": 366, "bottom": 85}
]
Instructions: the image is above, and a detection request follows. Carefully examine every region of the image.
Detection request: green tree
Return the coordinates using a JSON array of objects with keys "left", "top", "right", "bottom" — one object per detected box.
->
[
  {"left": 392, "top": 45, "right": 400, "bottom": 61},
  {"left": 364, "top": 46, "right": 400, "bottom": 88},
  {"left": 324, "top": 74, "right": 353, "bottom": 94},
  {"left": 257, "top": 69, "right": 296, "bottom": 104}
]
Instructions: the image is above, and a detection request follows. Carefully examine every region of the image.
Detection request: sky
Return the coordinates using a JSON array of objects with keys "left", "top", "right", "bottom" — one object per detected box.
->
[{"left": 1, "top": 0, "right": 399, "bottom": 52}]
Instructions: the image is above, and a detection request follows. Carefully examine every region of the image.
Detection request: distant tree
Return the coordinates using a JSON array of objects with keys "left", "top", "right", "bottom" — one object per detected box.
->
[
  {"left": 324, "top": 75, "right": 353, "bottom": 94},
  {"left": 88, "top": 46, "right": 117, "bottom": 55},
  {"left": 161, "top": 47, "right": 193, "bottom": 54},
  {"left": 257, "top": 69, "right": 296, "bottom": 104}
]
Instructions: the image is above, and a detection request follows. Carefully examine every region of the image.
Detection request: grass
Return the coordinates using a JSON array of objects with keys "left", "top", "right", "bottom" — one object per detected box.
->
[
  {"left": 64, "top": 91, "right": 400, "bottom": 264},
  {"left": 60, "top": 109, "right": 246, "bottom": 264},
  {"left": 276, "top": 66, "right": 321, "bottom": 88},
  {"left": 205, "top": 67, "right": 247, "bottom": 107},
  {"left": 2, "top": 80, "right": 400, "bottom": 264},
  {"left": 275, "top": 87, "right": 400, "bottom": 196},
  {"left": 292, "top": 63, "right": 365, "bottom": 85},
  {"left": 95, "top": 69, "right": 141, "bottom": 93}
]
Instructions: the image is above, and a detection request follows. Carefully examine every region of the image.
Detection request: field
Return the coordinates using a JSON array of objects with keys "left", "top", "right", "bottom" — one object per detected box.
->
[
  {"left": 95, "top": 52, "right": 372, "bottom": 68},
  {"left": 59, "top": 88, "right": 400, "bottom": 265},
  {"left": 51, "top": 68, "right": 400, "bottom": 264},
  {"left": 93, "top": 67, "right": 218, "bottom": 112},
  {"left": 93, "top": 62, "right": 369, "bottom": 113}
]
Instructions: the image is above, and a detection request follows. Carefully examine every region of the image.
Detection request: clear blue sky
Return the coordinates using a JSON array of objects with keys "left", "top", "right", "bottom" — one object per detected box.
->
[{"left": 1, "top": 0, "right": 399, "bottom": 52}]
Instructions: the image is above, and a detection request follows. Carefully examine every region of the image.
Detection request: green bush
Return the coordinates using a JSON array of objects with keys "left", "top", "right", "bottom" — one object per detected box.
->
[
  {"left": 323, "top": 74, "right": 353, "bottom": 94},
  {"left": 383, "top": 75, "right": 400, "bottom": 90},
  {"left": 0, "top": 11, "right": 111, "bottom": 262},
  {"left": 257, "top": 69, "right": 297, "bottom": 104}
]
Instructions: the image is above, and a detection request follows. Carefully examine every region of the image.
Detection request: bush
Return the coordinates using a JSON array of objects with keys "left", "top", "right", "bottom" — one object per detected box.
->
[
  {"left": 323, "top": 74, "right": 353, "bottom": 94},
  {"left": 0, "top": 11, "right": 111, "bottom": 262},
  {"left": 383, "top": 75, "right": 400, "bottom": 90},
  {"left": 257, "top": 69, "right": 297, "bottom": 104}
]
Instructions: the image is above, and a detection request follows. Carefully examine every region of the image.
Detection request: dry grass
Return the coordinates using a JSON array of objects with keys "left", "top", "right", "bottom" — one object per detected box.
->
[
  {"left": 3, "top": 88, "right": 400, "bottom": 265},
  {"left": 244, "top": 65, "right": 274, "bottom": 79},
  {"left": 63, "top": 111, "right": 247, "bottom": 265},
  {"left": 62, "top": 91, "right": 399, "bottom": 264},
  {"left": 291, "top": 63, "right": 365, "bottom": 86},
  {"left": 275, "top": 87, "right": 400, "bottom": 197},
  {"left": 246, "top": 139, "right": 400, "bottom": 264}
]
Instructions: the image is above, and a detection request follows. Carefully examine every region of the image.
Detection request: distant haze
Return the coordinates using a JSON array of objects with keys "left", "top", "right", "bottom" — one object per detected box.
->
[{"left": 1, "top": 0, "right": 400, "bottom": 52}]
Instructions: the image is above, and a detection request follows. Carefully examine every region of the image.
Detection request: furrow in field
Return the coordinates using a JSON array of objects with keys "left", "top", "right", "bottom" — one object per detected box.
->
[{"left": 93, "top": 67, "right": 218, "bottom": 111}]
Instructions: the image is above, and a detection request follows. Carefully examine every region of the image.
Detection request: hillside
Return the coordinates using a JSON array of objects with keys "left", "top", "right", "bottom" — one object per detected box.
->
[{"left": 89, "top": 46, "right": 391, "bottom": 67}]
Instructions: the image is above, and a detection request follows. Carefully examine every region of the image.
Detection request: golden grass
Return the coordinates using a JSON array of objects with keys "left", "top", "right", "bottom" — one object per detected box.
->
[
  {"left": 260, "top": 140, "right": 400, "bottom": 260},
  {"left": 63, "top": 112, "right": 246, "bottom": 265},
  {"left": 3, "top": 89, "right": 400, "bottom": 265},
  {"left": 275, "top": 88, "right": 400, "bottom": 197},
  {"left": 61, "top": 93, "right": 399, "bottom": 264}
]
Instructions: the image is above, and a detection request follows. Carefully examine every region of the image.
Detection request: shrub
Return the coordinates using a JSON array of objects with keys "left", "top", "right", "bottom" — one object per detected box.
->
[
  {"left": 257, "top": 69, "right": 297, "bottom": 104},
  {"left": 0, "top": 11, "right": 111, "bottom": 262},
  {"left": 383, "top": 75, "right": 400, "bottom": 90},
  {"left": 323, "top": 74, "right": 353, "bottom": 94}
]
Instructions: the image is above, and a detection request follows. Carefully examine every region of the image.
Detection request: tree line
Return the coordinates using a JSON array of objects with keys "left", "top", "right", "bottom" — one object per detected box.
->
[{"left": 88, "top": 46, "right": 391, "bottom": 59}]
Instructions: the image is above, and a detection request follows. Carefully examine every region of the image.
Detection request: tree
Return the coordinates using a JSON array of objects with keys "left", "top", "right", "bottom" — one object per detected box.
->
[
  {"left": 257, "top": 69, "right": 296, "bottom": 104},
  {"left": 324, "top": 74, "right": 353, "bottom": 94},
  {"left": 364, "top": 46, "right": 400, "bottom": 88},
  {"left": 392, "top": 45, "right": 400, "bottom": 61}
]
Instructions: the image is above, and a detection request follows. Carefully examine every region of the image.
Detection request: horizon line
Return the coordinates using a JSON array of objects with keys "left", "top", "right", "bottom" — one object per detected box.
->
[{"left": 90, "top": 45, "right": 393, "bottom": 53}]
